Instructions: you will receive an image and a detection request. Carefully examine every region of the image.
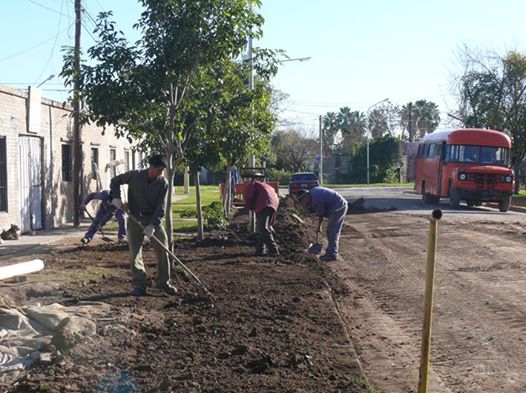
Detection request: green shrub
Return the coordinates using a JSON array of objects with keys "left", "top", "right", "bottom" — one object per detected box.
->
[{"left": 203, "top": 201, "right": 226, "bottom": 230}]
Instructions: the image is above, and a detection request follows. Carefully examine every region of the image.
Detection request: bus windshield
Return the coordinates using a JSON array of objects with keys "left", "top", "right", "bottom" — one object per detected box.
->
[{"left": 445, "top": 145, "right": 510, "bottom": 166}]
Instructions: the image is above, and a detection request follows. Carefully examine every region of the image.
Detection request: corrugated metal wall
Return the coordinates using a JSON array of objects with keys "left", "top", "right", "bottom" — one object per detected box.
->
[{"left": 18, "top": 136, "right": 42, "bottom": 233}]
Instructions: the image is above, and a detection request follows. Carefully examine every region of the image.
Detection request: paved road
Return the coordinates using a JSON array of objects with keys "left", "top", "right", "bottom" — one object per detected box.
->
[{"left": 337, "top": 186, "right": 526, "bottom": 223}]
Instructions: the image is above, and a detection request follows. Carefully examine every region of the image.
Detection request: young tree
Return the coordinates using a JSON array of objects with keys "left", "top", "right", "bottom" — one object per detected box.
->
[{"left": 62, "top": 0, "right": 269, "bottom": 247}]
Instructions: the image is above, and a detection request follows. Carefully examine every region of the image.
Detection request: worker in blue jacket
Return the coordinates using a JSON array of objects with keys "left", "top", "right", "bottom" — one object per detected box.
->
[
  {"left": 80, "top": 190, "right": 126, "bottom": 244},
  {"left": 296, "top": 186, "right": 348, "bottom": 261}
]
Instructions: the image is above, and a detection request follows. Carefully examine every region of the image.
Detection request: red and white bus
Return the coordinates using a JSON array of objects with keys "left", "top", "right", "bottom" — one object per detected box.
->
[{"left": 415, "top": 128, "right": 514, "bottom": 212}]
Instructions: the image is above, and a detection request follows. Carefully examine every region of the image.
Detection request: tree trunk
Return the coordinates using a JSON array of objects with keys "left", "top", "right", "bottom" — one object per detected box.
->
[
  {"left": 165, "top": 146, "right": 180, "bottom": 252},
  {"left": 195, "top": 170, "right": 204, "bottom": 240},
  {"left": 223, "top": 163, "right": 233, "bottom": 218},
  {"left": 514, "top": 163, "right": 521, "bottom": 194}
]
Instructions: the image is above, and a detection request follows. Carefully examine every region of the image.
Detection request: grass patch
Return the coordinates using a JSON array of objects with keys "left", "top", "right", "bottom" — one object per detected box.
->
[
  {"left": 171, "top": 186, "right": 224, "bottom": 233},
  {"left": 173, "top": 186, "right": 220, "bottom": 208},
  {"left": 173, "top": 219, "right": 198, "bottom": 233}
]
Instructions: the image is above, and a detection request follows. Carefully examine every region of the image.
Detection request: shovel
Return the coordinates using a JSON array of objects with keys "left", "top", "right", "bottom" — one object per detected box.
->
[{"left": 308, "top": 231, "right": 322, "bottom": 255}]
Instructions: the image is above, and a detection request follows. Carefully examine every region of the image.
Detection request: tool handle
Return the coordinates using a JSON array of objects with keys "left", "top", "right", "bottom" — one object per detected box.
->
[{"left": 124, "top": 207, "right": 214, "bottom": 300}]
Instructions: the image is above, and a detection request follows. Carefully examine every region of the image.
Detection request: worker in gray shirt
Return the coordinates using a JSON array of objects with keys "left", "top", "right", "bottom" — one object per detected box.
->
[
  {"left": 296, "top": 186, "right": 348, "bottom": 262},
  {"left": 110, "top": 154, "right": 177, "bottom": 296}
]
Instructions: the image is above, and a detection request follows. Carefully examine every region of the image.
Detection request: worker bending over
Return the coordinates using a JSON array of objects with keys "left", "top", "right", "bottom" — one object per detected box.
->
[
  {"left": 296, "top": 187, "right": 348, "bottom": 261},
  {"left": 80, "top": 190, "right": 126, "bottom": 244}
]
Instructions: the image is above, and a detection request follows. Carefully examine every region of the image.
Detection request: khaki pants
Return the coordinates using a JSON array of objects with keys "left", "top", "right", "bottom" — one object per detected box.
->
[{"left": 127, "top": 219, "right": 170, "bottom": 289}]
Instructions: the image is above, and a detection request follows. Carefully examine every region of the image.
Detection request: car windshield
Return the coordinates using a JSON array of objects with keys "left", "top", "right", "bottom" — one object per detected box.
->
[
  {"left": 445, "top": 145, "right": 510, "bottom": 166},
  {"left": 291, "top": 173, "right": 318, "bottom": 181}
]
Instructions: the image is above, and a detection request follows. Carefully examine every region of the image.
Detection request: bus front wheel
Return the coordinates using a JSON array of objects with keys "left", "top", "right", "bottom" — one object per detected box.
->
[
  {"left": 449, "top": 187, "right": 460, "bottom": 208},
  {"left": 499, "top": 196, "right": 511, "bottom": 212}
]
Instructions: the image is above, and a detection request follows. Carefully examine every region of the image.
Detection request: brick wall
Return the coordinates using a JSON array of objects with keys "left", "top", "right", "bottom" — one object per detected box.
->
[{"left": 0, "top": 85, "right": 135, "bottom": 232}]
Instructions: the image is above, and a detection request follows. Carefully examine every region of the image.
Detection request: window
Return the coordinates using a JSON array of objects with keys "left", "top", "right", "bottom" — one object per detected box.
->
[
  {"left": 428, "top": 143, "right": 442, "bottom": 158},
  {"left": 91, "top": 148, "right": 99, "bottom": 180},
  {"left": 445, "top": 144, "right": 511, "bottom": 165},
  {"left": 124, "top": 150, "right": 130, "bottom": 172},
  {"left": 109, "top": 148, "right": 117, "bottom": 177},
  {"left": 0, "top": 137, "right": 7, "bottom": 211},
  {"left": 61, "top": 144, "right": 72, "bottom": 182}
]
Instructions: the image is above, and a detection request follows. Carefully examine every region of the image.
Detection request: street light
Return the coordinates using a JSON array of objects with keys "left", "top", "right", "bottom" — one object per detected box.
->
[
  {"left": 37, "top": 74, "right": 56, "bottom": 88},
  {"left": 279, "top": 56, "right": 312, "bottom": 63},
  {"left": 366, "top": 98, "right": 389, "bottom": 185}
]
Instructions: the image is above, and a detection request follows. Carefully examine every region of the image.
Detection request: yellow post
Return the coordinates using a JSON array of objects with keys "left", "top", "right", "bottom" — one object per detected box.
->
[{"left": 418, "top": 209, "right": 442, "bottom": 393}]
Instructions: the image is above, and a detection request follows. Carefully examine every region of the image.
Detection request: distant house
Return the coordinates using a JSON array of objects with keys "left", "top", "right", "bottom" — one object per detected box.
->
[{"left": 0, "top": 85, "right": 141, "bottom": 233}]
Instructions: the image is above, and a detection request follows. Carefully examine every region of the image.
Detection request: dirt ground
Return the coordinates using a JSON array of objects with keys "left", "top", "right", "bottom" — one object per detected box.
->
[
  {"left": 0, "top": 205, "right": 372, "bottom": 393},
  {"left": 333, "top": 209, "right": 526, "bottom": 393},
  {"left": 3, "top": 193, "right": 525, "bottom": 393}
]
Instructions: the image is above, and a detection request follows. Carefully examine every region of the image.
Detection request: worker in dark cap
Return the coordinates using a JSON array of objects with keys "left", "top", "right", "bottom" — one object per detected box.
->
[
  {"left": 110, "top": 154, "right": 177, "bottom": 296},
  {"left": 296, "top": 186, "right": 348, "bottom": 261}
]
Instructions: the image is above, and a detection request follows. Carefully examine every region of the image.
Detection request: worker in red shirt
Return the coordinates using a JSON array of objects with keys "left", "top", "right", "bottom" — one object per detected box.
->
[{"left": 242, "top": 178, "right": 280, "bottom": 256}]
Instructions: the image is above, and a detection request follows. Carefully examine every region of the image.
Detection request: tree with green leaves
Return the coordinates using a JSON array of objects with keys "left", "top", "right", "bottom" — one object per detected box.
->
[
  {"left": 367, "top": 102, "right": 399, "bottom": 138},
  {"left": 339, "top": 107, "right": 366, "bottom": 155},
  {"left": 345, "top": 135, "right": 401, "bottom": 184},
  {"left": 322, "top": 111, "right": 339, "bottom": 153},
  {"left": 271, "top": 129, "right": 318, "bottom": 172},
  {"left": 321, "top": 107, "right": 366, "bottom": 155},
  {"left": 62, "top": 0, "right": 276, "bottom": 246},
  {"left": 399, "top": 100, "right": 440, "bottom": 141},
  {"left": 454, "top": 48, "right": 526, "bottom": 190},
  {"left": 203, "top": 60, "right": 277, "bottom": 217}
]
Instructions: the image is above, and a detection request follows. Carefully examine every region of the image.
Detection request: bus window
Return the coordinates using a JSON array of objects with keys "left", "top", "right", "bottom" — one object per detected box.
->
[
  {"left": 480, "top": 146, "right": 509, "bottom": 165},
  {"left": 428, "top": 143, "right": 441, "bottom": 158},
  {"left": 459, "top": 145, "right": 479, "bottom": 162}
]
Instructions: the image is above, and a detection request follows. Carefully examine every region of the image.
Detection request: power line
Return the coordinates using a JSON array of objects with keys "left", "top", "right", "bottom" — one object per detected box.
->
[
  {"left": 0, "top": 24, "right": 73, "bottom": 62},
  {"left": 27, "top": 0, "right": 72, "bottom": 18},
  {"left": 33, "top": 0, "right": 67, "bottom": 84}
]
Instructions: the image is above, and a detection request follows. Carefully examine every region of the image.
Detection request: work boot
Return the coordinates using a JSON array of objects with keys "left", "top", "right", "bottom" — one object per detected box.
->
[
  {"left": 156, "top": 283, "right": 177, "bottom": 296},
  {"left": 80, "top": 237, "right": 90, "bottom": 244},
  {"left": 319, "top": 254, "right": 337, "bottom": 262},
  {"left": 131, "top": 287, "right": 147, "bottom": 297}
]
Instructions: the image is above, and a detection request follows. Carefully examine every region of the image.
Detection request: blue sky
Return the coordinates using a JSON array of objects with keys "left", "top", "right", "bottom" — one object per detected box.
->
[{"left": 1, "top": 0, "right": 525, "bottom": 133}]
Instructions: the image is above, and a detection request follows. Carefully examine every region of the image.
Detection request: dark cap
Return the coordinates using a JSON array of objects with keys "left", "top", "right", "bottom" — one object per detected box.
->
[
  {"left": 148, "top": 154, "right": 168, "bottom": 168},
  {"left": 295, "top": 189, "right": 310, "bottom": 200}
]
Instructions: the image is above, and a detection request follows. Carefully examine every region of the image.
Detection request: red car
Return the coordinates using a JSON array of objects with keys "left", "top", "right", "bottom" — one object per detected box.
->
[{"left": 288, "top": 172, "right": 320, "bottom": 195}]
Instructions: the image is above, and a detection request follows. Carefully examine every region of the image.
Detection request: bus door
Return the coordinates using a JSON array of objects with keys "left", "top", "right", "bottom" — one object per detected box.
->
[
  {"left": 425, "top": 142, "right": 442, "bottom": 194},
  {"left": 436, "top": 141, "right": 446, "bottom": 196}
]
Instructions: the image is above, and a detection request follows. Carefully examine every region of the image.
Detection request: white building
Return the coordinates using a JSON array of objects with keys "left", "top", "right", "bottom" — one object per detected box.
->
[{"left": 0, "top": 85, "right": 141, "bottom": 233}]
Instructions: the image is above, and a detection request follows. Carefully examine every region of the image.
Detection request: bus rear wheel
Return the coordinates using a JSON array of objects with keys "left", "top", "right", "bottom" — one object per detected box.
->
[
  {"left": 448, "top": 186, "right": 460, "bottom": 208},
  {"left": 499, "top": 196, "right": 511, "bottom": 212}
]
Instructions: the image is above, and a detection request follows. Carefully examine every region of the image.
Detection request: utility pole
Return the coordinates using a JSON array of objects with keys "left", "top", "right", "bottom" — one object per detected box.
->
[
  {"left": 72, "top": 0, "right": 82, "bottom": 226},
  {"left": 319, "top": 115, "right": 323, "bottom": 185},
  {"left": 408, "top": 102, "right": 413, "bottom": 142}
]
